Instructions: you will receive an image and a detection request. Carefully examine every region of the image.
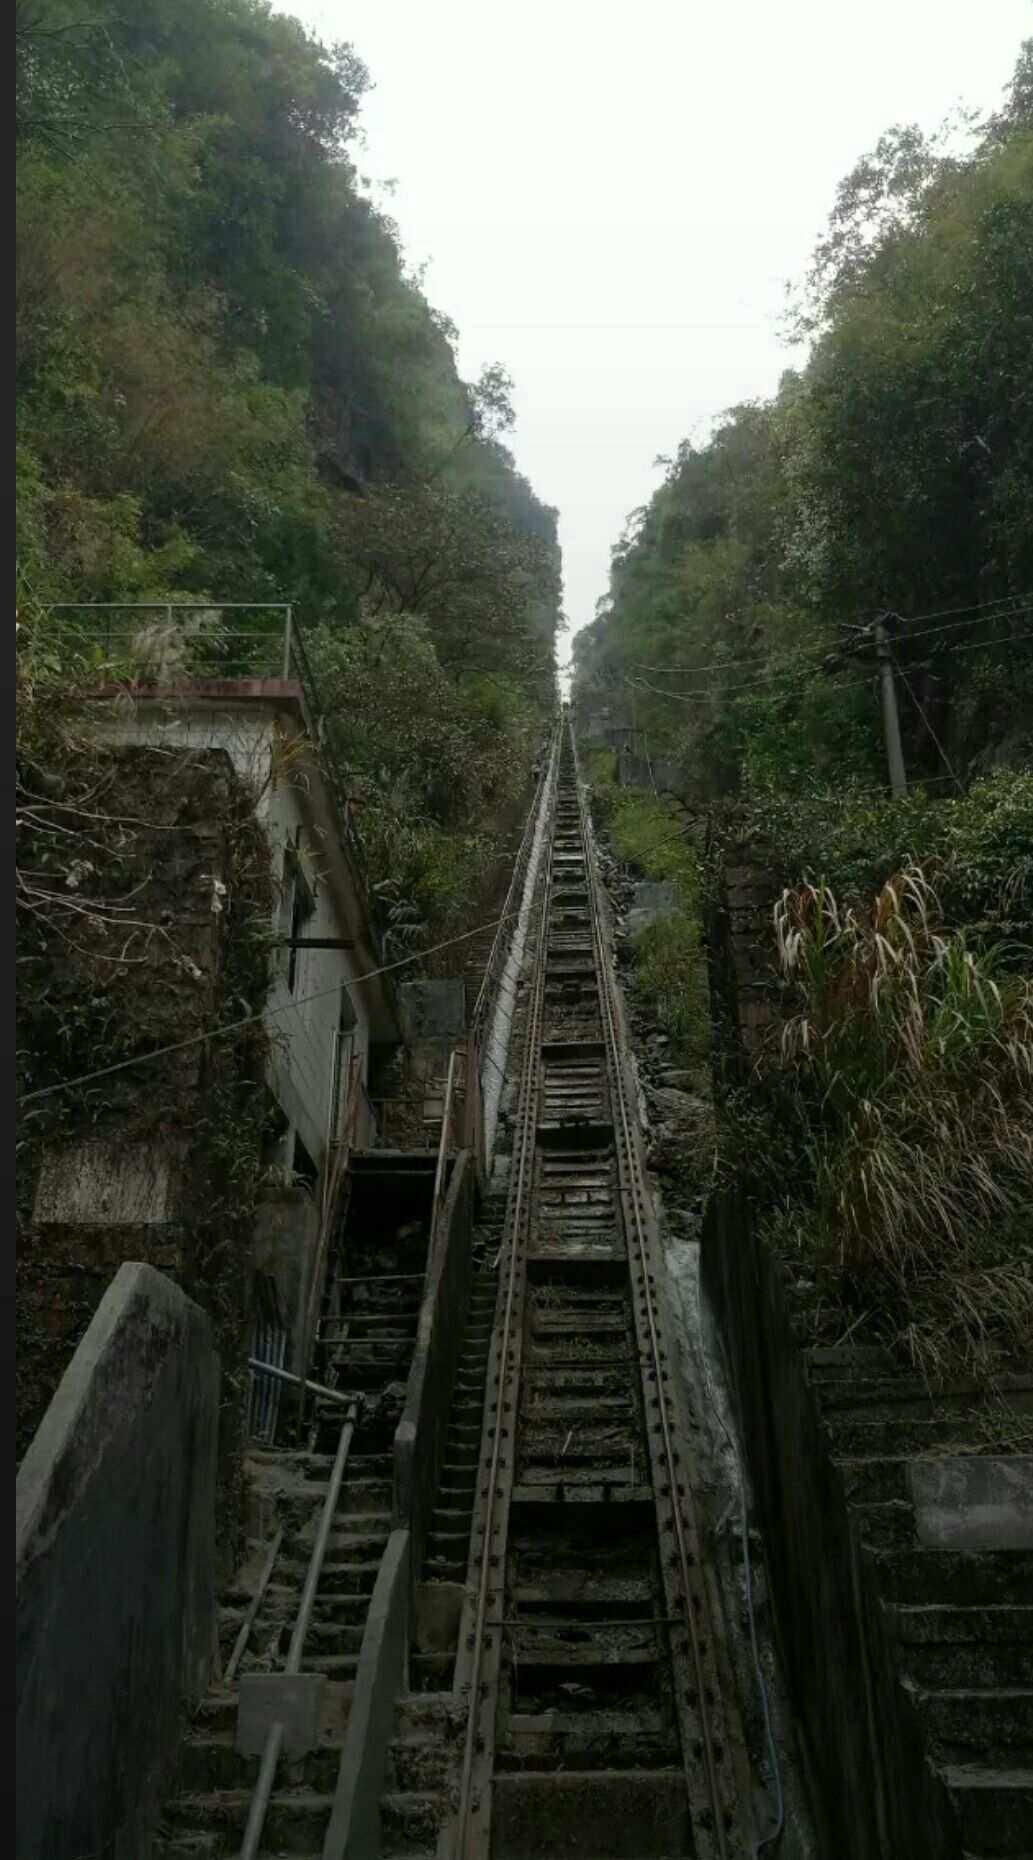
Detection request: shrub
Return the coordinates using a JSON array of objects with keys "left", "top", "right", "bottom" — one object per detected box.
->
[{"left": 758, "top": 865, "right": 1033, "bottom": 1378}]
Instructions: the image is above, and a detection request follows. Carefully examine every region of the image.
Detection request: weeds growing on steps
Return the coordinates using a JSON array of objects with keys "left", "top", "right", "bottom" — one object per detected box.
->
[{"left": 735, "top": 863, "right": 1033, "bottom": 1386}]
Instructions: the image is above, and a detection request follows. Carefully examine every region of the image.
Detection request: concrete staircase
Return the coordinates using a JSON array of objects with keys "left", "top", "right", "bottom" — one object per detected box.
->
[
  {"left": 816, "top": 1350, "right": 1033, "bottom": 1857},
  {"left": 155, "top": 1446, "right": 393, "bottom": 1857}
]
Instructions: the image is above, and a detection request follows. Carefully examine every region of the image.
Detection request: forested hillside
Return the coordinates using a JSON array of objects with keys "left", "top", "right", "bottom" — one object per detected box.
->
[
  {"left": 16, "top": 0, "right": 561, "bottom": 943},
  {"left": 574, "top": 44, "right": 1033, "bottom": 811},
  {"left": 575, "top": 47, "right": 1033, "bottom": 1388}
]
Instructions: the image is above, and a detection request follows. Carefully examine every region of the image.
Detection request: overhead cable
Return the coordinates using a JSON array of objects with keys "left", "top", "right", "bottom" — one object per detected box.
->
[{"left": 19, "top": 909, "right": 522, "bottom": 1107}]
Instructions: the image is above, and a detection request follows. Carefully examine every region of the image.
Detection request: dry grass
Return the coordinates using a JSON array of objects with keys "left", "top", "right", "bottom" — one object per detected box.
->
[{"left": 766, "top": 865, "right": 1033, "bottom": 1379}]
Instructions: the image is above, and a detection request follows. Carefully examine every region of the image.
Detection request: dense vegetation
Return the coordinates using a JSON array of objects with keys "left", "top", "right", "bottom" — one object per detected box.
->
[
  {"left": 575, "top": 46, "right": 1033, "bottom": 1390},
  {"left": 16, "top": 0, "right": 561, "bottom": 940},
  {"left": 574, "top": 43, "right": 1033, "bottom": 805}
]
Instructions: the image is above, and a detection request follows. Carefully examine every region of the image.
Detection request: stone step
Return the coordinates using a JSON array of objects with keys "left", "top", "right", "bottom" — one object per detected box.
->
[
  {"left": 303, "top": 1619, "right": 366, "bottom": 1653},
  {"left": 426, "top": 1530, "right": 470, "bottom": 1559},
  {"left": 891, "top": 1605, "right": 1033, "bottom": 1690},
  {"left": 825, "top": 1414, "right": 1031, "bottom": 1458},
  {"left": 941, "top": 1763, "right": 1033, "bottom": 1852},
  {"left": 220, "top": 1585, "right": 370, "bottom": 1637},
  {"left": 385, "top": 1732, "right": 454, "bottom": 1793},
  {"left": 162, "top": 1790, "right": 334, "bottom": 1852},
  {"left": 380, "top": 1789, "right": 447, "bottom": 1857},
  {"left": 298, "top": 1476, "right": 393, "bottom": 1506},
  {"left": 176, "top": 1734, "right": 341, "bottom": 1794},
  {"left": 410, "top": 1651, "right": 461, "bottom": 1687},
  {"left": 869, "top": 1550, "right": 1033, "bottom": 1609},
  {"left": 394, "top": 1693, "right": 466, "bottom": 1739},
  {"left": 835, "top": 1455, "right": 911, "bottom": 1505},
  {"left": 278, "top": 1556, "right": 383, "bottom": 1596},
  {"left": 491, "top": 1770, "right": 693, "bottom": 1857},
  {"left": 442, "top": 1453, "right": 478, "bottom": 1475},
  {"left": 499, "top": 1726, "right": 680, "bottom": 1773},
  {"left": 307, "top": 1651, "right": 361, "bottom": 1680},
  {"left": 914, "top": 1685, "right": 1033, "bottom": 1760},
  {"left": 283, "top": 1528, "right": 388, "bottom": 1564},
  {"left": 432, "top": 1507, "right": 472, "bottom": 1532}
]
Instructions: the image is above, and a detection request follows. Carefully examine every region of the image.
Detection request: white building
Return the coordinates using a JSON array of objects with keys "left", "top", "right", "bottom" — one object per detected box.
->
[{"left": 97, "top": 672, "right": 400, "bottom": 1188}]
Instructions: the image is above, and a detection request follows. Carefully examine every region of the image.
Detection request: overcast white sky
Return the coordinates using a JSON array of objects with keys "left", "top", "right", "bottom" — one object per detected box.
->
[{"left": 280, "top": 1, "right": 1029, "bottom": 679}]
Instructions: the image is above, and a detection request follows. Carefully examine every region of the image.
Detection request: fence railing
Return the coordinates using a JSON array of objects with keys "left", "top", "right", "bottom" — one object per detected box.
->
[{"left": 44, "top": 600, "right": 370, "bottom": 888}]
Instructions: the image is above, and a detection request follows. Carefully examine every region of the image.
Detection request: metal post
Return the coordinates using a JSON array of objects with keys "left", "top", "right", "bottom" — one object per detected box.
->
[
  {"left": 874, "top": 615, "right": 907, "bottom": 798},
  {"left": 239, "top": 1721, "right": 284, "bottom": 1860},
  {"left": 224, "top": 1528, "right": 284, "bottom": 1684},
  {"left": 283, "top": 605, "right": 293, "bottom": 680},
  {"left": 285, "top": 1405, "right": 355, "bottom": 1672}
]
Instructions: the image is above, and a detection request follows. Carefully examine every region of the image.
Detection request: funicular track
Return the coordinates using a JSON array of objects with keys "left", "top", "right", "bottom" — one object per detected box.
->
[{"left": 445, "top": 714, "right": 754, "bottom": 1859}]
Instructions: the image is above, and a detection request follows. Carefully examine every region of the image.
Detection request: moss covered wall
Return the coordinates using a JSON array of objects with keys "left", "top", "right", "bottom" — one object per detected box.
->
[{"left": 17, "top": 743, "right": 274, "bottom": 1563}]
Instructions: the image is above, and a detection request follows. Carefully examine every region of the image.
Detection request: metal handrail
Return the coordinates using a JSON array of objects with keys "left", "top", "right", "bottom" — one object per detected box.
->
[
  {"left": 224, "top": 1528, "right": 284, "bottom": 1685},
  {"left": 247, "top": 1358, "right": 353, "bottom": 1408},
  {"left": 238, "top": 1402, "right": 357, "bottom": 1860}
]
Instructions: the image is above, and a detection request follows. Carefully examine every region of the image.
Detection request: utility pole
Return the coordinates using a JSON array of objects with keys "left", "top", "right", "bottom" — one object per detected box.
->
[
  {"left": 824, "top": 611, "right": 908, "bottom": 797},
  {"left": 873, "top": 613, "right": 907, "bottom": 797}
]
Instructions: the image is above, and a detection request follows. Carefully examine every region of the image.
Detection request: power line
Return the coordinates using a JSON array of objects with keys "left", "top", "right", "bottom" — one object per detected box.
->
[
  {"left": 894, "top": 601, "right": 1032, "bottom": 647},
  {"left": 625, "top": 668, "right": 878, "bottom": 705},
  {"left": 890, "top": 591, "right": 1032, "bottom": 628},
  {"left": 945, "top": 627, "right": 1033, "bottom": 658},
  {"left": 623, "top": 626, "right": 1032, "bottom": 704},
  {"left": 625, "top": 595, "right": 1031, "bottom": 678},
  {"left": 18, "top": 909, "right": 522, "bottom": 1107},
  {"left": 629, "top": 643, "right": 826, "bottom": 676}
]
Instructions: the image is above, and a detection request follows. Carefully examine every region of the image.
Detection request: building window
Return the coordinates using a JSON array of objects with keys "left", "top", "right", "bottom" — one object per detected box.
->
[{"left": 284, "top": 844, "right": 314, "bottom": 993}]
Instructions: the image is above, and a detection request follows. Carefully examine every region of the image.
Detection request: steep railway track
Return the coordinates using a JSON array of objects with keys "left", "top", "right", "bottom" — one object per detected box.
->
[{"left": 445, "top": 713, "right": 755, "bottom": 1859}]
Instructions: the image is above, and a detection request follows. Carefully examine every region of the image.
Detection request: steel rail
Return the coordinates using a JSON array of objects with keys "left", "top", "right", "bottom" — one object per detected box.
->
[
  {"left": 571, "top": 718, "right": 736, "bottom": 1858},
  {"left": 449, "top": 726, "right": 560, "bottom": 1859}
]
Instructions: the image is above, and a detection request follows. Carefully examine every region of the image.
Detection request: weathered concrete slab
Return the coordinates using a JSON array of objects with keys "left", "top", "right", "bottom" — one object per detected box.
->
[
  {"left": 237, "top": 1673, "right": 327, "bottom": 1756},
  {"left": 398, "top": 979, "right": 467, "bottom": 1043},
  {"left": 415, "top": 1580, "right": 465, "bottom": 1653},
  {"left": 625, "top": 880, "right": 677, "bottom": 939},
  {"left": 910, "top": 1457, "right": 1033, "bottom": 1551},
  {"left": 33, "top": 1137, "right": 186, "bottom": 1224},
  {"left": 17, "top": 1260, "right": 218, "bottom": 1860}
]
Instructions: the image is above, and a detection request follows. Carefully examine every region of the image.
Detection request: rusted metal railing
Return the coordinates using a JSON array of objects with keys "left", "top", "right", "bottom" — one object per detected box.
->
[{"left": 237, "top": 1401, "right": 357, "bottom": 1860}]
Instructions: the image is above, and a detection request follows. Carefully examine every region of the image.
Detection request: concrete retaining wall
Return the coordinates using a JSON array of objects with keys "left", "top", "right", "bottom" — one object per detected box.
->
[
  {"left": 393, "top": 1149, "right": 477, "bottom": 1574},
  {"left": 701, "top": 1190, "right": 882, "bottom": 1856},
  {"left": 699, "top": 1191, "right": 1019, "bottom": 1860},
  {"left": 16, "top": 1261, "right": 219, "bottom": 1860}
]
